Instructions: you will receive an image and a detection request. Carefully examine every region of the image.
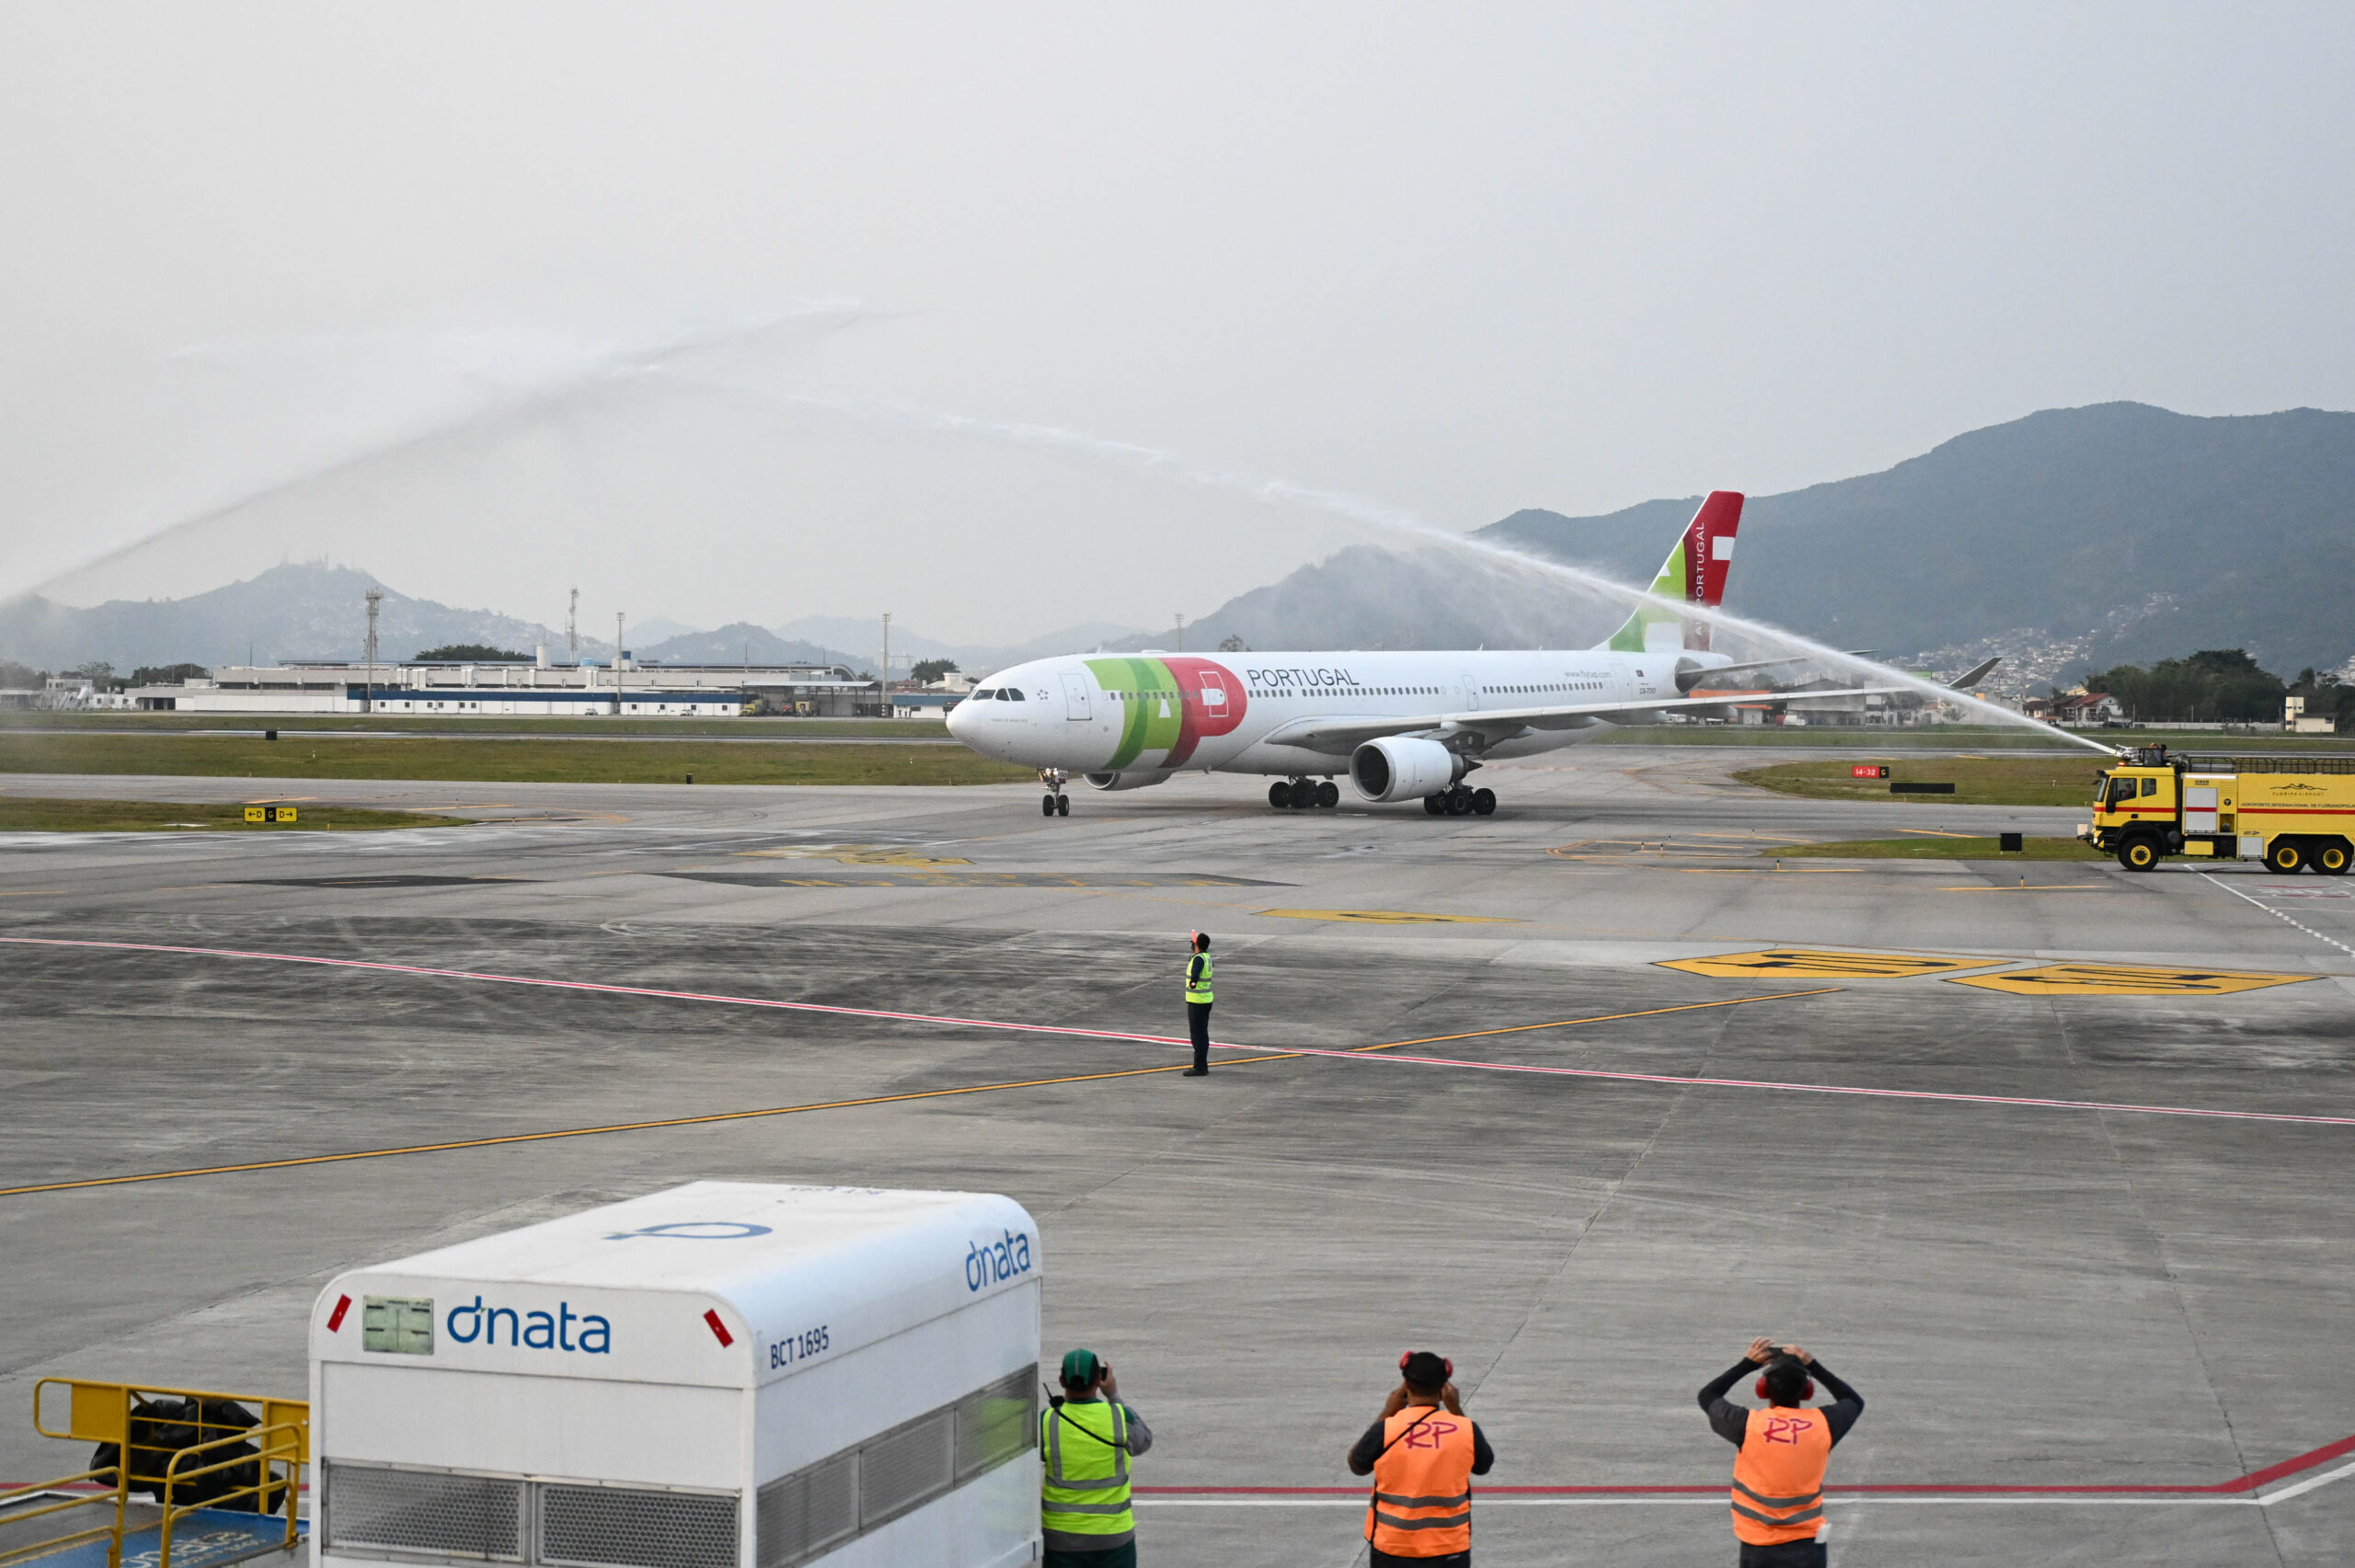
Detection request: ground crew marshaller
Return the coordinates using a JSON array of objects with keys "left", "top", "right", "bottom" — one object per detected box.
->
[
  {"left": 1040, "top": 1347, "right": 1154, "bottom": 1568},
  {"left": 1181, "top": 932, "right": 1212, "bottom": 1076},
  {"left": 1697, "top": 1338, "right": 1864, "bottom": 1567},
  {"left": 1346, "top": 1351, "right": 1494, "bottom": 1567}
]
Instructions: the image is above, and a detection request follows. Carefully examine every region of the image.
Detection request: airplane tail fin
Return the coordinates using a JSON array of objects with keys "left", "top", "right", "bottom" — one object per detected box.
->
[{"left": 1602, "top": 490, "right": 1742, "bottom": 653}]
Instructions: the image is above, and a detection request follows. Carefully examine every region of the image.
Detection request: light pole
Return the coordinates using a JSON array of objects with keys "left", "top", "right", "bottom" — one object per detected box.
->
[
  {"left": 363, "top": 588, "right": 382, "bottom": 715},
  {"left": 880, "top": 612, "right": 891, "bottom": 720},
  {"left": 614, "top": 612, "right": 626, "bottom": 715},
  {"left": 1174, "top": 612, "right": 1185, "bottom": 653}
]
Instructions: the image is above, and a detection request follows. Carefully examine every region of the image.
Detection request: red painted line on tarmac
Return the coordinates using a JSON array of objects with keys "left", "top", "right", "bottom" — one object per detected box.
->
[
  {"left": 5, "top": 934, "right": 2352, "bottom": 1128},
  {"left": 1135, "top": 1429, "right": 2355, "bottom": 1498},
  {"left": 0, "top": 934, "right": 1191, "bottom": 1050},
  {"left": 1260, "top": 1042, "right": 2355, "bottom": 1127}
]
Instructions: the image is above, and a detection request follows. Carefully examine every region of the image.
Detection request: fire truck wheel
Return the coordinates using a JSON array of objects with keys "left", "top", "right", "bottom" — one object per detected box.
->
[
  {"left": 2316, "top": 839, "right": 2351, "bottom": 876},
  {"left": 2118, "top": 835, "right": 2162, "bottom": 872},
  {"left": 2265, "top": 839, "right": 2306, "bottom": 874}
]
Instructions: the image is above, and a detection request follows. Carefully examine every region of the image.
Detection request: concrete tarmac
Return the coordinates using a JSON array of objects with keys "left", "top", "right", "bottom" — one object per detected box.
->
[{"left": 3, "top": 746, "right": 2352, "bottom": 1566}]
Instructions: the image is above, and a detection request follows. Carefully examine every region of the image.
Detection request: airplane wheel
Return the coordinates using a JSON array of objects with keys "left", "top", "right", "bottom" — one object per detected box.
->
[
  {"left": 1423, "top": 794, "right": 1446, "bottom": 816},
  {"left": 1269, "top": 782, "right": 1292, "bottom": 809},
  {"left": 1041, "top": 793, "right": 1057, "bottom": 817},
  {"left": 1316, "top": 781, "right": 1340, "bottom": 808},
  {"left": 2266, "top": 839, "right": 2306, "bottom": 875},
  {"left": 1056, "top": 795, "right": 1070, "bottom": 817},
  {"left": 1291, "top": 779, "right": 1315, "bottom": 808},
  {"left": 1445, "top": 790, "right": 1473, "bottom": 816},
  {"left": 1471, "top": 787, "right": 1497, "bottom": 816}
]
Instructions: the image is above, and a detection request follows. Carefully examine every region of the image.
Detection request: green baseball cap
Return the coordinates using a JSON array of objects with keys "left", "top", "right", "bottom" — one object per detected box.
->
[{"left": 1061, "top": 1348, "right": 1102, "bottom": 1384}]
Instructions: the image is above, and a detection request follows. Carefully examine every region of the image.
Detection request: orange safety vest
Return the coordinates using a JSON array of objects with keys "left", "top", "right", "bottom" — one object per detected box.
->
[
  {"left": 1730, "top": 1404, "right": 1832, "bottom": 1545},
  {"left": 1363, "top": 1404, "right": 1475, "bottom": 1557}
]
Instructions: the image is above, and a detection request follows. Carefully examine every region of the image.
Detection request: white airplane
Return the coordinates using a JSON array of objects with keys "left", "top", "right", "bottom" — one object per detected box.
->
[{"left": 947, "top": 491, "right": 1898, "bottom": 817}]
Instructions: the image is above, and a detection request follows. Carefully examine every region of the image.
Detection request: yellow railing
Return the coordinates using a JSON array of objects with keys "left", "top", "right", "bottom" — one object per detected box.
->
[
  {"left": 0, "top": 1462, "right": 127, "bottom": 1568},
  {"left": 158, "top": 1423, "right": 304, "bottom": 1562},
  {"left": 8, "top": 1379, "right": 308, "bottom": 1568}
]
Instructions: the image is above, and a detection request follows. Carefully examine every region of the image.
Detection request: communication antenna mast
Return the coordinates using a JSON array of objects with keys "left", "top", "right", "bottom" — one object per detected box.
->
[
  {"left": 363, "top": 588, "right": 383, "bottom": 715},
  {"left": 567, "top": 588, "right": 580, "bottom": 665}
]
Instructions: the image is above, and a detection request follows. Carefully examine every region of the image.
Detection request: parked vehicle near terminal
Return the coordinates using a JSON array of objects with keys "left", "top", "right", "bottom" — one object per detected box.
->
[
  {"left": 311, "top": 1183, "right": 1043, "bottom": 1568},
  {"left": 2080, "top": 747, "right": 2355, "bottom": 873}
]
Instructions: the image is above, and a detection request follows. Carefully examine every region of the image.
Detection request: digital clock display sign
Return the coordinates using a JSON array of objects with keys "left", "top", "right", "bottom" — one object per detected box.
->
[{"left": 362, "top": 1296, "right": 435, "bottom": 1355}]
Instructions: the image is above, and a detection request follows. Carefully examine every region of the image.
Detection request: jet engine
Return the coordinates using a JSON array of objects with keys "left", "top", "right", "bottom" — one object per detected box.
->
[
  {"left": 1349, "top": 737, "right": 1467, "bottom": 803},
  {"left": 1084, "top": 770, "right": 1174, "bottom": 791}
]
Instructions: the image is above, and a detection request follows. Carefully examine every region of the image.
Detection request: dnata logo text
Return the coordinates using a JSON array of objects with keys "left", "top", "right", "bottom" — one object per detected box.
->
[
  {"left": 965, "top": 1229, "right": 1033, "bottom": 1292},
  {"left": 446, "top": 1296, "right": 613, "bottom": 1353}
]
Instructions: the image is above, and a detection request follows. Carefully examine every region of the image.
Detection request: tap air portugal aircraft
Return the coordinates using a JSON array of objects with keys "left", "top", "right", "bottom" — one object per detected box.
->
[{"left": 948, "top": 491, "right": 1899, "bottom": 818}]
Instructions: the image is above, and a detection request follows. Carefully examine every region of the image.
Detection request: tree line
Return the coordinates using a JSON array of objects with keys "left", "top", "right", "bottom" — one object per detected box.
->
[{"left": 2079, "top": 648, "right": 2352, "bottom": 730}]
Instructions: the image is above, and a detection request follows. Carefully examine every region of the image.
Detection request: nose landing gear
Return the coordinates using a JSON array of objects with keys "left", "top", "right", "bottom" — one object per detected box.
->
[{"left": 1040, "top": 770, "right": 1071, "bottom": 817}]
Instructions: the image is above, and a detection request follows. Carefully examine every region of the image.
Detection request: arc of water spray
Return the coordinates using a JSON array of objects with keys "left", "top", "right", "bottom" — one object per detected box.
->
[
  {"left": 754, "top": 391, "right": 2118, "bottom": 758},
  {"left": 10, "top": 302, "right": 877, "bottom": 608}
]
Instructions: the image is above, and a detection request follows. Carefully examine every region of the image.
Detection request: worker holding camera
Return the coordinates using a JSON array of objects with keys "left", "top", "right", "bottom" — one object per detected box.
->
[
  {"left": 1696, "top": 1338, "right": 1865, "bottom": 1567},
  {"left": 1346, "top": 1350, "right": 1495, "bottom": 1567},
  {"left": 1040, "top": 1348, "right": 1154, "bottom": 1567}
]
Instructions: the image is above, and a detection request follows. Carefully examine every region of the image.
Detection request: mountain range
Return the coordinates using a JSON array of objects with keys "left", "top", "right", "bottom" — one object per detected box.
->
[
  {"left": 8, "top": 403, "right": 2345, "bottom": 692},
  {"left": 1113, "top": 403, "right": 2355, "bottom": 692},
  {"left": 0, "top": 565, "right": 1141, "bottom": 679}
]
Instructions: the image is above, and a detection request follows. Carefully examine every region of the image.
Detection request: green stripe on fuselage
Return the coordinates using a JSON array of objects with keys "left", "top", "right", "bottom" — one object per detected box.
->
[{"left": 1084, "top": 657, "right": 1182, "bottom": 769}]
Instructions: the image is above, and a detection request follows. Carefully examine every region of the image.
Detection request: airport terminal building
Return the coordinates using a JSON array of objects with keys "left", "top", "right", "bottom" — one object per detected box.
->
[{"left": 129, "top": 658, "right": 881, "bottom": 718}]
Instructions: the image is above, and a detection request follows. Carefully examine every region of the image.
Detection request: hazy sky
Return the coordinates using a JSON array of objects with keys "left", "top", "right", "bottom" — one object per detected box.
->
[{"left": 4, "top": 4, "right": 2350, "bottom": 644}]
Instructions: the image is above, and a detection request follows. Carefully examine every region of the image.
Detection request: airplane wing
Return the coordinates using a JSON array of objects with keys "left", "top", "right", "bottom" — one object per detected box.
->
[
  {"left": 1259, "top": 687, "right": 1911, "bottom": 755},
  {"left": 1947, "top": 657, "right": 2002, "bottom": 690}
]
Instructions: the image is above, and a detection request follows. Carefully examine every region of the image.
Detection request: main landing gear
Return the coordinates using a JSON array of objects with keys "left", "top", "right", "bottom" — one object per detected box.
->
[
  {"left": 1423, "top": 785, "right": 1497, "bottom": 817},
  {"left": 1269, "top": 778, "right": 1340, "bottom": 809},
  {"left": 1040, "top": 769, "right": 1071, "bottom": 817}
]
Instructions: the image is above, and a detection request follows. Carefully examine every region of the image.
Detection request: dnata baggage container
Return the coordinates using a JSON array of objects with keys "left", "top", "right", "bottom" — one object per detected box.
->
[{"left": 310, "top": 1183, "right": 1042, "bottom": 1568}]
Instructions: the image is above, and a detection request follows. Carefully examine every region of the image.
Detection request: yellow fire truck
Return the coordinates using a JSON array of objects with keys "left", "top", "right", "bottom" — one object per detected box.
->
[{"left": 2081, "top": 746, "right": 2355, "bottom": 873}]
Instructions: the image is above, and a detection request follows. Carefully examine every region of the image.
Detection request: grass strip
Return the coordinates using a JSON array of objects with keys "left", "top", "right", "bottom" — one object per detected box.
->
[
  {"left": 0, "top": 734, "right": 1035, "bottom": 785},
  {"left": 1732, "top": 756, "right": 2116, "bottom": 806},
  {"left": 0, "top": 797, "right": 469, "bottom": 832},
  {"left": 1778, "top": 836, "right": 2108, "bottom": 861}
]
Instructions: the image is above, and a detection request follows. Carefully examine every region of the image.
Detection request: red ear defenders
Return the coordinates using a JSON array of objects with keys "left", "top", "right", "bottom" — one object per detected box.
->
[
  {"left": 1756, "top": 1374, "right": 1815, "bottom": 1402},
  {"left": 1400, "top": 1351, "right": 1453, "bottom": 1379}
]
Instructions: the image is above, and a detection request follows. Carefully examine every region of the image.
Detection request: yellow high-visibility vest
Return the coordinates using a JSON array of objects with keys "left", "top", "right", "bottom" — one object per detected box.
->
[
  {"left": 1040, "top": 1399, "right": 1133, "bottom": 1542},
  {"left": 1184, "top": 954, "right": 1213, "bottom": 1003}
]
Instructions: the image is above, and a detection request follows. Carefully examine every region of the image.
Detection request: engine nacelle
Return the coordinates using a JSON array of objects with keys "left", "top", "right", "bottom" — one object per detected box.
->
[
  {"left": 1084, "top": 770, "right": 1174, "bottom": 792},
  {"left": 1350, "top": 737, "right": 1467, "bottom": 803}
]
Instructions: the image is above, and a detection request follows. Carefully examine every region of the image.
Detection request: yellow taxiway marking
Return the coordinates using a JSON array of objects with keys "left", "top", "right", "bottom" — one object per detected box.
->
[
  {"left": 1939, "top": 887, "right": 2111, "bottom": 893},
  {"left": 0, "top": 989, "right": 1837, "bottom": 1198},
  {"left": 0, "top": 889, "right": 67, "bottom": 897},
  {"left": 1676, "top": 866, "right": 1867, "bottom": 875},
  {"left": 1256, "top": 909, "right": 1522, "bottom": 925},
  {"left": 1660, "top": 948, "right": 2001, "bottom": 980},
  {"left": 1900, "top": 828, "right": 1980, "bottom": 839},
  {"left": 741, "top": 845, "right": 973, "bottom": 867},
  {"left": 1949, "top": 963, "right": 2316, "bottom": 997}
]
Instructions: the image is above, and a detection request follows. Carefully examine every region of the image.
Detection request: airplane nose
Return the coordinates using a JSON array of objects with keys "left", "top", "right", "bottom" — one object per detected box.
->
[{"left": 946, "top": 698, "right": 972, "bottom": 739}]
